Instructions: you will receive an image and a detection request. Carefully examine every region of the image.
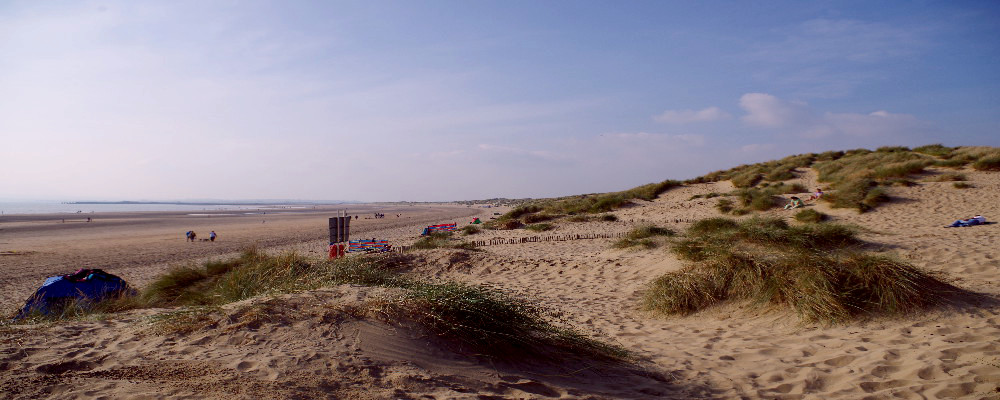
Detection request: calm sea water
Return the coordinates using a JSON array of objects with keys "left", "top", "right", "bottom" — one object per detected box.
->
[{"left": 0, "top": 202, "right": 300, "bottom": 215}]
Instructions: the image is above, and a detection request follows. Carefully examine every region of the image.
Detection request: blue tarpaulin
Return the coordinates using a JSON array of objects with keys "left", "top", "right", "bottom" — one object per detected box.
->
[{"left": 16, "top": 269, "right": 133, "bottom": 319}]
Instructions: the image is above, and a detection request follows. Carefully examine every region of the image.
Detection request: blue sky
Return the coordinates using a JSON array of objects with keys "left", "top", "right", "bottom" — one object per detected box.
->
[{"left": 2, "top": 1, "right": 998, "bottom": 201}]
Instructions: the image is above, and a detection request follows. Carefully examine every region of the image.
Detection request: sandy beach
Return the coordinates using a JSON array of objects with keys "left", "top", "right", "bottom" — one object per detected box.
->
[
  {"left": 0, "top": 204, "right": 484, "bottom": 312},
  {"left": 1, "top": 168, "right": 999, "bottom": 399}
]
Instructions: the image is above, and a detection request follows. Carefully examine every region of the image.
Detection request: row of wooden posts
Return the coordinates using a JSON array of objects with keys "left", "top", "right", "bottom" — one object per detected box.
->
[
  {"left": 393, "top": 231, "right": 629, "bottom": 253},
  {"left": 331, "top": 213, "right": 701, "bottom": 255}
]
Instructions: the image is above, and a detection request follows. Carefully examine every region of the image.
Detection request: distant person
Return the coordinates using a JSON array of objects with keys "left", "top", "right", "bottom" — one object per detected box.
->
[
  {"left": 808, "top": 188, "right": 824, "bottom": 201},
  {"left": 948, "top": 217, "right": 973, "bottom": 227},
  {"left": 210, "top": 231, "right": 217, "bottom": 242},
  {"left": 186, "top": 231, "right": 195, "bottom": 242},
  {"left": 784, "top": 197, "right": 805, "bottom": 210},
  {"left": 946, "top": 216, "right": 986, "bottom": 227}
]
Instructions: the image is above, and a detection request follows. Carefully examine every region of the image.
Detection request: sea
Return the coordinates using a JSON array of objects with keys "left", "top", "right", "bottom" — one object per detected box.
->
[{"left": 0, "top": 202, "right": 309, "bottom": 216}]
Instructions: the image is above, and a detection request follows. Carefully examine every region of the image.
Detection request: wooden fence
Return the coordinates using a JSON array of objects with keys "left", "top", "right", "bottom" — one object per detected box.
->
[
  {"left": 389, "top": 219, "right": 701, "bottom": 253},
  {"left": 394, "top": 231, "right": 629, "bottom": 253}
]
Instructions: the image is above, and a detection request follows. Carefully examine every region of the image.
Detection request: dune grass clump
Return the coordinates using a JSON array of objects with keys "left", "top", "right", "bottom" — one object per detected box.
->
[
  {"left": 953, "top": 182, "right": 974, "bottom": 189},
  {"left": 506, "top": 205, "right": 542, "bottom": 220},
  {"left": 731, "top": 170, "right": 763, "bottom": 188},
  {"left": 388, "top": 282, "right": 628, "bottom": 360},
  {"left": 973, "top": 155, "right": 1000, "bottom": 171},
  {"left": 628, "top": 225, "right": 676, "bottom": 239},
  {"left": 614, "top": 224, "right": 675, "bottom": 249},
  {"left": 491, "top": 180, "right": 682, "bottom": 225},
  {"left": 732, "top": 184, "right": 804, "bottom": 212},
  {"left": 821, "top": 179, "right": 889, "bottom": 212},
  {"left": 143, "top": 247, "right": 311, "bottom": 307},
  {"left": 498, "top": 219, "right": 523, "bottom": 230},
  {"left": 525, "top": 223, "right": 554, "bottom": 232},
  {"left": 715, "top": 198, "right": 735, "bottom": 214},
  {"left": 613, "top": 238, "right": 657, "bottom": 249},
  {"left": 689, "top": 192, "right": 722, "bottom": 200},
  {"left": 686, "top": 153, "right": 815, "bottom": 185},
  {"left": 523, "top": 213, "right": 558, "bottom": 224},
  {"left": 644, "top": 217, "right": 960, "bottom": 324},
  {"left": 599, "top": 213, "right": 618, "bottom": 222},
  {"left": 913, "top": 144, "right": 953, "bottom": 157},
  {"left": 411, "top": 232, "right": 454, "bottom": 249},
  {"left": 554, "top": 179, "right": 682, "bottom": 214},
  {"left": 461, "top": 225, "right": 481, "bottom": 235},
  {"left": 876, "top": 146, "right": 911, "bottom": 153},
  {"left": 794, "top": 209, "right": 827, "bottom": 223},
  {"left": 872, "top": 160, "right": 931, "bottom": 180},
  {"left": 811, "top": 150, "right": 933, "bottom": 212}
]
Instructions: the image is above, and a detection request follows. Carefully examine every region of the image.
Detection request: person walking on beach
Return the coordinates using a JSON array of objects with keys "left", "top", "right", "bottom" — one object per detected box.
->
[
  {"left": 186, "top": 231, "right": 197, "bottom": 242},
  {"left": 210, "top": 231, "right": 217, "bottom": 242}
]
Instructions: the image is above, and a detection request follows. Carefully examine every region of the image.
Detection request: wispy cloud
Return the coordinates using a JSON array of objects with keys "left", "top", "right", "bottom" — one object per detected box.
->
[
  {"left": 653, "top": 107, "right": 730, "bottom": 124},
  {"left": 603, "top": 132, "right": 706, "bottom": 147},
  {"left": 738, "top": 143, "right": 775, "bottom": 153},
  {"left": 739, "top": 93, "right": 932, "bottom": 138},
  {"left": 476, "top": 144, "right": 564, "bottom": 160},
  {"left": 743, "top": 18, "right": 930, "bottom": 97}
]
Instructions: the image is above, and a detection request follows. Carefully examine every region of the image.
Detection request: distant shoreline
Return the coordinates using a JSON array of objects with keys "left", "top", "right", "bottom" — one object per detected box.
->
[{"left": 64, "top": 201, "right": 351, "bottom": 206}]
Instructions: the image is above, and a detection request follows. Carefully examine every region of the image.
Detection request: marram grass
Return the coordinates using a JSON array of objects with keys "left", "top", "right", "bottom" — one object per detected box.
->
[{"left": 644, "top": 217, "right": 962, "bottom": 324}]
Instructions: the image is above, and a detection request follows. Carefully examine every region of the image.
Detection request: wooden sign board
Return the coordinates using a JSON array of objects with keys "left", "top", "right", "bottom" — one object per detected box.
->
[{"left": 329, "top": 216, "right": 351, "bottom": 244}]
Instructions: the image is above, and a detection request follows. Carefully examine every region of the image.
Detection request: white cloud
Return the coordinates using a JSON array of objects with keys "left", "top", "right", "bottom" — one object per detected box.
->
[
  {"left": 653, "top": 107, "right": 730, "bottom": 124},
  {"left": 739, "top": 93, "right": 815, "bottom": 128},
  {"left": 738, "top": 93, "right": 929, "bottom": 138}
]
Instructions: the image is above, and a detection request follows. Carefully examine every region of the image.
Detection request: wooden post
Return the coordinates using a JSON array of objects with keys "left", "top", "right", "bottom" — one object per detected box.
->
[{"left": 329, "top": 212, "right": 352, "bottom": 259}]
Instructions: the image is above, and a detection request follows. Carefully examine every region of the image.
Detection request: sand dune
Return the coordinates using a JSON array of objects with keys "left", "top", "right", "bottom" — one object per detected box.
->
[{"left": 2, "top": 168, "right": 999, "bottom": 399}]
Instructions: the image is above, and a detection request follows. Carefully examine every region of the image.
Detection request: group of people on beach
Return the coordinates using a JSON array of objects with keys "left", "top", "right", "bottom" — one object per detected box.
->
[
  {"left": 784, "top": 188, "right": 824, "bottom": 210},
  {"left": 185, "top": 230, "right": 217, "bottom": 242},
  {"left": 368, "top": 213, "right": 401, "bottom": 219}
]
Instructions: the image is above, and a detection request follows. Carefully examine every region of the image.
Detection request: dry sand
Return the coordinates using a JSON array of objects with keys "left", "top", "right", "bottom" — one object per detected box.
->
[{"left": 2, "top": 168, "right": 999, "bottom": 399}]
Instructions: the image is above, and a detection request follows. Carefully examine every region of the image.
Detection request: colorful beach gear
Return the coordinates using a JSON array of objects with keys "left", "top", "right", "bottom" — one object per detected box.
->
[
  {"left": 421, "top": 223, "right": 458, "bottom": 235},
  {"left": 348, "top": 239, "right": 391, "bottom": 252}
]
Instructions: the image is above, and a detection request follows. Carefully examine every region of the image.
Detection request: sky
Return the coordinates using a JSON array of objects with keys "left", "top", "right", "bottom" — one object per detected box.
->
[{"left": 2, "top": 1, "right": 998, "bottom": 202}]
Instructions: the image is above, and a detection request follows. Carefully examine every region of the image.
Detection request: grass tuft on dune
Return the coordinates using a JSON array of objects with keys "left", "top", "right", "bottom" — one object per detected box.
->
[
  {"left": 489, "top": 180, "right": 682, "bottom": 228},
  {"left": 645, "top": 217, "right": 963, "bottom": 324},
  {"left": 687, "top": 145, "right": 1000, "bottom": 213}
]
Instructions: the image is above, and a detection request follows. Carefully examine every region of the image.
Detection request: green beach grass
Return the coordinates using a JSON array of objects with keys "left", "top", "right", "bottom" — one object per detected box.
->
[{"left": 644, "top": 217, "right": 963, "bottom": 324}]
